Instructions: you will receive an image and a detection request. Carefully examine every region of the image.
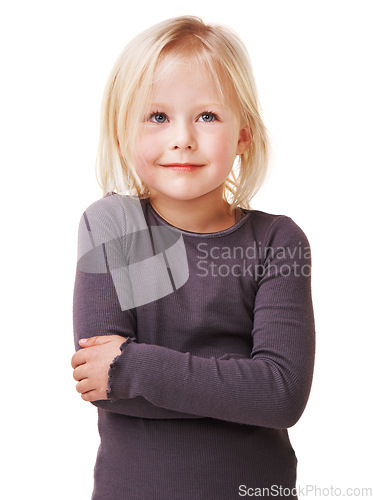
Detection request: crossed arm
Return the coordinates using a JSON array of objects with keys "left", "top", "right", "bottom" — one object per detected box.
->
[
  {"left": 71, "top": 206, "right": 315, "bottom": 427},
  {"left": 72, "top": 247, "right": 315, "bottom": 427}
]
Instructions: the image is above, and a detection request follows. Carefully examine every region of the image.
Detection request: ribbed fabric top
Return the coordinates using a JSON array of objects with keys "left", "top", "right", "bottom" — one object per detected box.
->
[{"left": 73, "top": 193, "right": 315, "bottom": 500}]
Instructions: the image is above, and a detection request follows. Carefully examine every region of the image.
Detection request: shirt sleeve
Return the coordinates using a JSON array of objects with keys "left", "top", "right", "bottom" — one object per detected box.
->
[
  {"left": 105, "top": 215, "right": 316, "bottom": 429},
  {"left": 72, "top": 202, "right": 200, "bottom": 419}
]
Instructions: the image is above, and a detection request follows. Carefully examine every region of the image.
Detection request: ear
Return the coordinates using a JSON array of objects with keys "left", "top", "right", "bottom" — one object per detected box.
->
[{"left": 236, "top": 126, "right": 251, "bottom": 155}]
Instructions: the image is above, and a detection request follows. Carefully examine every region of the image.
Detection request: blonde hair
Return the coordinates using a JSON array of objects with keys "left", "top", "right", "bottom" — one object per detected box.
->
[{"left": 95, "top": 15, "right": 270, "bottom": 210}]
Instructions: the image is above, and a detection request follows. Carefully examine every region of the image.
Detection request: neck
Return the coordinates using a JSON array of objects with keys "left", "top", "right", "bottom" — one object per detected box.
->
[{"left": 148, "top": 190, "right": 235, "bottom": 233}]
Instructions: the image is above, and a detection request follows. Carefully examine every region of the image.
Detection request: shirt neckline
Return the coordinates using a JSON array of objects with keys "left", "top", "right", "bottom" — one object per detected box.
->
[{"left": 144, "top": 198, "right": 251, "bottom": 239}]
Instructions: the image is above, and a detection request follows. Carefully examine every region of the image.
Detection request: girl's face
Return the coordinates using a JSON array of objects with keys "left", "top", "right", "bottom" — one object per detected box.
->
[{"left": 133, "top": 59, "right": 250, "bottom": 207}]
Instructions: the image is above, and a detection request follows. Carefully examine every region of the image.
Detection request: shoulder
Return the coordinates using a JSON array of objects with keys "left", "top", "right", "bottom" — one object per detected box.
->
[
  {"left": 247, "top": 209, "right": 311, "bottom": 253},
  {"left": 82, "top": 192, "right": 128, "bottom": 224},
  {"left": 77, "top": 192, "right": 124, "bottom": 243},
  {"left": 77, "top": 192, "right": 153, "bottom": 253},
  {"left": 80, "top": 192, "right": 149, "bottom": 237},
  {"left": 76, "top": 193, "right": 147, "bottom": 270}
]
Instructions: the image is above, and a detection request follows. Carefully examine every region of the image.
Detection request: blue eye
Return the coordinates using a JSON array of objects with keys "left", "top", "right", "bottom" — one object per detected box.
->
[
  {"left": 150, "top": 112, "right": 168, "bottom": 123},
  {"left": 199, "top": 112, "right": 217, "bottom": 122}
]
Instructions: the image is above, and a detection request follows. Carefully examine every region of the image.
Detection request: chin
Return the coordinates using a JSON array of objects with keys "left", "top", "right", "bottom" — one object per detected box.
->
[
  {"left": 169, "top": 193, "right": 202, "bottom": 202},
  {"left": 154, "top": 187, "right": 200, "bottom": 200}
]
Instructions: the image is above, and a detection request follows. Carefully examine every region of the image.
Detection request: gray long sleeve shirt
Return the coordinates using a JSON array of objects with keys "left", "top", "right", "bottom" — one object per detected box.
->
[{"left": 73, "top": 193, "right": 315, "bottom": 499}]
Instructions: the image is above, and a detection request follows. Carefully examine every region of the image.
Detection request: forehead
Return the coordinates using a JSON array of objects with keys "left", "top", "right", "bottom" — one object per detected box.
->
[
  {"left": 151, "top": 61, "right": 215, "bottom": 100},
  {"left": 150, "top": 55, "right": 235, "bottom": 107}
]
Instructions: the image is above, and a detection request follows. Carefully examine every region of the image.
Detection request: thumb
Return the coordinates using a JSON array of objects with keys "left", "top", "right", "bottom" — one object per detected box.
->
[{"left": 79, "top": 335, "right": 112, "bottom": 347}]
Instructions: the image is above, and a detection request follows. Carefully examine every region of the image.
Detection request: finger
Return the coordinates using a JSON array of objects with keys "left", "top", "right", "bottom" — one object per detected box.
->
[
  {"left": 72, "top": 364, "right": 87, "bottom": 382},
  {"left": 76, "top": 378, "right": 95, "bottom": 395},
  {"left": 81, "top": 390, "right": 105, "bottom": 402},
  {"left": 79, "top": 335, "right": 114, "bottom": 347},
  {"left": 71, "top": 349, "right": 87, "bottom": 369}
]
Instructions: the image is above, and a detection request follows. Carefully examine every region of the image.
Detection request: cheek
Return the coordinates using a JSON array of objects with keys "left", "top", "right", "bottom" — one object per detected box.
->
[
  {"left": 133, "top": 135, "right": 162, "bottom": 184},
  {"left": 206, "top": 129, "right": 238, "bottom": 164},
  {"left": 136, "top": 133, "right": 162, "bottom": 164}
]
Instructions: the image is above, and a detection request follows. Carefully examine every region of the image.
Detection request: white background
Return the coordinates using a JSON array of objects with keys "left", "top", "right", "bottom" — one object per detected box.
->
[{"left": 1, "top": 1, "right": 372, "bottom": 498}]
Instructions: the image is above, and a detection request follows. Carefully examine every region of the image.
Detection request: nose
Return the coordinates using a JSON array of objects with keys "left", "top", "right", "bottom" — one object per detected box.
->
[{"left": 169, "top": 121, "right": 197, "bottom": 151}]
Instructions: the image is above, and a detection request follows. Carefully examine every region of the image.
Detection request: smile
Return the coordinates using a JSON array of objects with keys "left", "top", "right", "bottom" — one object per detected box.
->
[{"left": 160, "top": 163, "right": 205, "bottom": 171}]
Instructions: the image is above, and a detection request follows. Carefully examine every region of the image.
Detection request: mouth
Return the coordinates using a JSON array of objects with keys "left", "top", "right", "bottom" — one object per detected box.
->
[{"left": 160, "top": 163, "right": 205, "bottom": 171}]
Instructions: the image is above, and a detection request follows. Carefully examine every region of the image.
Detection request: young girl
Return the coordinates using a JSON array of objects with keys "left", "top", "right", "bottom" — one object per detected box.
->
[{"left": 71, "top": 16, "right": 315, "bottom": 499}]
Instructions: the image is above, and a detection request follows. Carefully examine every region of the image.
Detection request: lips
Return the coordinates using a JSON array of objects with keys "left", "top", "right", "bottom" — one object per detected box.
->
[{"left": 160, "top": 163, "right": 205, "bottom": 171}]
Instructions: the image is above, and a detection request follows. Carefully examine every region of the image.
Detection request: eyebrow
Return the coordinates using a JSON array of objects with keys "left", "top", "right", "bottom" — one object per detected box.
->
[{"left": 146, "top": 102, "right": 226, "bottom": 110}]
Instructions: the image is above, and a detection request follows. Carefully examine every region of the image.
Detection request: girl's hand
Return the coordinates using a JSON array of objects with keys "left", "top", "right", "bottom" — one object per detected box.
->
[{"left": 71, "top": 335, "right": 126, "bottom": 402}]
